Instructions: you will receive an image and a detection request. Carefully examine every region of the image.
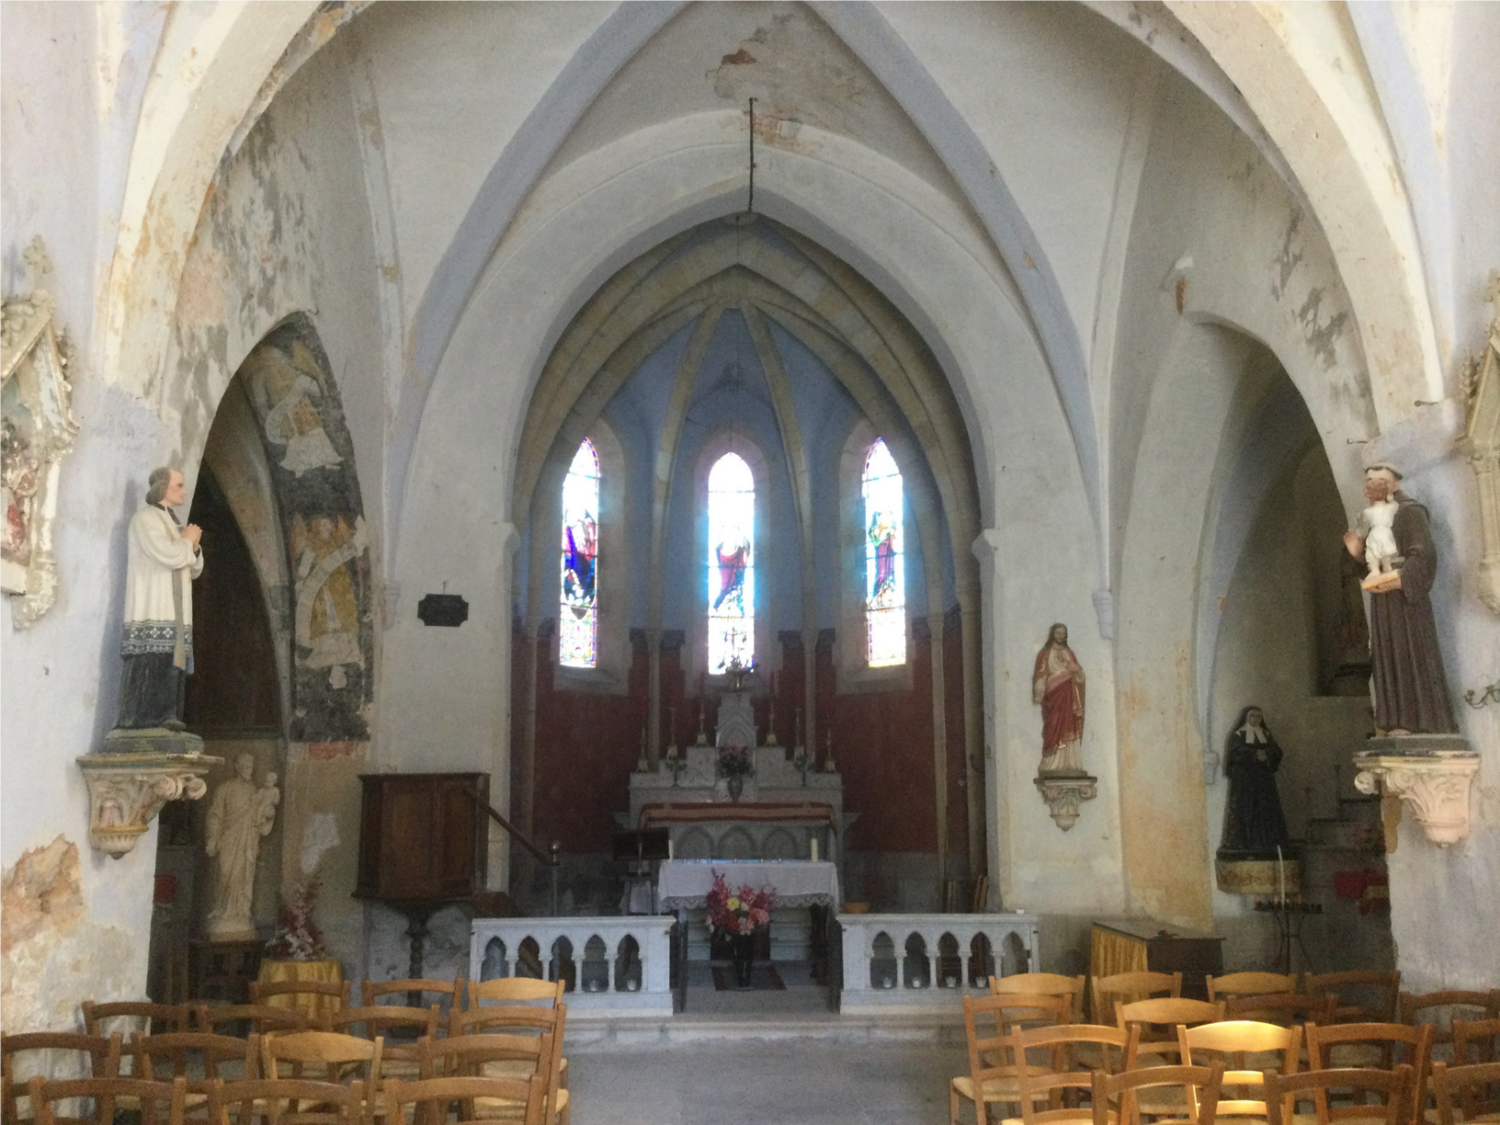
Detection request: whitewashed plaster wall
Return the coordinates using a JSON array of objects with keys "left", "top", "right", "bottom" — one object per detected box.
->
[{"left": 0, "top": 1, "right": 182, "bottom": 1032}]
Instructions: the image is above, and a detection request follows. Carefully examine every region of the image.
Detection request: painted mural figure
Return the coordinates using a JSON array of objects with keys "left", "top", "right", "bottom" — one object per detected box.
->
[
  {"left": 204, "top": 752, "right": 279, "bottom": 940},
  {"left": 868, "top": 510, "right": 897, "bottom": 602},
  {"left": 713, "top": 530, "right": 750, "bottom": 612},
  {"left": 115, "top": 468, "right": 204, "bottom": 730},
  {"left": 257, "top": 340, "right": 343, "bottom": 477},
  {"left": 1218, "top": 706, "right": 1291, "bottom": 857},
  {"left": 1033, "top": 622, "right": 1085, "bottom": 774},
  {"left": 293, "top": 513, "right": 366, "bottom": 690},
  {"left": 1341, "top": 464, "right": 1457, "bottom": 734}
]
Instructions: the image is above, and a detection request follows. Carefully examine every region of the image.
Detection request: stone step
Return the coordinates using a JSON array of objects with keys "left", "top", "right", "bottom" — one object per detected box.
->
[{"left": 567, "top": 1006, "right": 965, "bottom": 1050}]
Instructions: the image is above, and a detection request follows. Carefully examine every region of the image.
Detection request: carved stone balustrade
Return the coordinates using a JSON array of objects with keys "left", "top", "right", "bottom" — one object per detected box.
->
[
  {"left": 838, "top": 911, "right": 1039, "bottom": 1011},
  {"left": 1353, "top": 737, "right": 1480, "bottom": 848},
  {"left": 470, "top": 916, "right": 674, "bottom": 1016}
]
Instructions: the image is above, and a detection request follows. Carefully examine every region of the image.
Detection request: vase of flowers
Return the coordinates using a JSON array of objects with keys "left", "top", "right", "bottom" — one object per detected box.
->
[
  {"left": 705, "top": 869, "right": 774, "bottom": 988},
  {"left": 718, "top": 745, "right": 753, "bottom": 802}
]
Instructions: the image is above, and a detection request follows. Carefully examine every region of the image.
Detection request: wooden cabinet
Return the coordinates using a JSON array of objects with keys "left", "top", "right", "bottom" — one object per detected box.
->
[{"left": 354, "top": 773, "right": 488, "bottom": 905}]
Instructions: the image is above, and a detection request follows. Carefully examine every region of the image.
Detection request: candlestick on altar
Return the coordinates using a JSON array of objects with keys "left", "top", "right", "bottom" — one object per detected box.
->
[
  {"left": 766, "top": 693, "right": 779, "bottom": 746},
  {"left": 823, "top": 728, "right": 836, "bottom": 773},
  {"left": 695, "top": 694, "right": 708, "bottom": 745}
]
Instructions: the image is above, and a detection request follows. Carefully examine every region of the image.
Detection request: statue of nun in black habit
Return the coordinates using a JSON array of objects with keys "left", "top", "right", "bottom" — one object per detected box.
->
[{"left": 1217, "top": 705, "right": 1293, "bottom": 860}]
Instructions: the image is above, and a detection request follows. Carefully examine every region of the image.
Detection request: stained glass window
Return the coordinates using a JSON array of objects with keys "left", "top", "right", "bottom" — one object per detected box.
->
[
  {"left": 707, "top": 452, "right": 754, "bottom": 673},
  {"left": 559, "top": 439, "right": 599, "bottom": 668},
  {"left": 863, "top": 438, "right": 906, "bottom": 667}
]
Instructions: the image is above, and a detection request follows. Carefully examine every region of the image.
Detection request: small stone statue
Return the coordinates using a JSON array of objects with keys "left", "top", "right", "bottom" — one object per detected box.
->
[
  {"left": 1217, "top": 706, "right": 1291, "bottom": 858},
  {"left": 114, "top": 467, "right": 204, "bottom": 732},
  {"left": 1341, "top": 464, "right": 1457, "bottom": 735},
  {"left": 204, "top": 753, "right": 279, "bottom": 940},
  {"left": 1033, "top": 623, "right": 1086, "bottom": 773}
]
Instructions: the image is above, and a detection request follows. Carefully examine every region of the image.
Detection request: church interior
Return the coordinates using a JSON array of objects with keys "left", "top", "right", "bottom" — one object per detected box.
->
[{"left": 3, "top": 1, "right": 1498, "bottom": 1119}]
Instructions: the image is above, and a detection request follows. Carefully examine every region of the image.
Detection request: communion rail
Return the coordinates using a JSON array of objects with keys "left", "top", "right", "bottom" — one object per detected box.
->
[
  {"left": 837, "top": 912, "right": 1040, "bottom": 1011},
  {"left": 470, "top": 916, "right": 674, "bottom": 1015}
]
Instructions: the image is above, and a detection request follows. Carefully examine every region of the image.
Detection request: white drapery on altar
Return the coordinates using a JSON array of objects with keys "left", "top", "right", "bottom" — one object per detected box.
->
[{"left": 657, "top": 859, "right": 841, "bottom": 911}]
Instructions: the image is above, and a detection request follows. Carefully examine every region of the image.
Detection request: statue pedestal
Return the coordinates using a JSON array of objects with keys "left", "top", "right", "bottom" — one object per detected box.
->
[
  {"left": 1034, "top": 771, "right": 1097, "bottom": 831},
  {"left": 1354, "top": 735, "right": 1478, "bottom": 848},
  {"left": 77, "top": 744, "right": 220, "bottom": 858}
]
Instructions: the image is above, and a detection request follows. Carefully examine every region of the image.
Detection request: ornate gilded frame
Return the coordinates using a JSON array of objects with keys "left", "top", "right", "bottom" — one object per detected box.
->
[{"left": 1, "top": 240, "right": 78, "bottom": 627}]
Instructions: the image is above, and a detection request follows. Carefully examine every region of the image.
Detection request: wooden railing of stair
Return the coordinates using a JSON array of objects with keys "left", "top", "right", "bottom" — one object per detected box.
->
[{"left": 464, "top": 784, "right": 562, "bottom": 917}]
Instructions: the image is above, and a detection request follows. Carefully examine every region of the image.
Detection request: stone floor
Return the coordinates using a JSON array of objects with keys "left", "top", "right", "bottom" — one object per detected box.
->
[{"left": 567, "top": 1038, "right": 965, "bottom": 1125}]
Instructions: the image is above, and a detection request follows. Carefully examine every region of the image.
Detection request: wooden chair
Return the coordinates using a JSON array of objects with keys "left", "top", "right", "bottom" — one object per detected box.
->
[
  {"left": 250, "top": 980, "right": 353, "bottom": 1014},
  {"left": 1305, "top": 972, "right": 1401, "bottom": 1024},
  {"left": 1223, "top": 993, "right": 1336, "bottom": 1027},
  {"left": 1011, "top": 1024, "right": 1130, "bottom": 1125},
  {"left": 1091, "top": 1062, "right": 1224, "bottom": 1125},
  {"left": 260, "top": 1032, "right": 383, "bottom": 1088},
  {"left": 80, "top": 1001, "right": 198, "bottom": 1038},
  {"left": 1264, "top": 1065, "right": 1414, "bottom": 1125},
  {"left": 445, "top": 1006, "right": 567, "bottom": 1124},
  {"left": 465, "top": 980, "right": 564, "bottom": 1009},
  {"left": 1177, "top": 1020, "right": 1304, "bottom": 1122},
  {"left": 362, "top": 978, "right": 464, "bottom": 1011},
  {"left": 130, "top": 1031, "right": 259, "bottom": 1119},
  {"left": 951, "top": 994, "right": 1075, "bottom": 1125},
  {"left": 328, "top": 1006, "right": 439, "bottom": 1079},
  {"left": 1118, "top": 998, "right": 1226, "bottom": 1068},
  {"left": 1403, "top": 994, "right": 1500, "bottom": 1058},
  {"left": 1206, "top": 973, "right": 1298, "bottom": 1002},
  {"left": 385, "top": 1076, "right": 546, "bottom": 1125},
  {"left": 419, "top": 1026, "right": 568, "bottom": 1125},
  {"left": 1305, "top": 1021, "right": 1433, "bottom": 1124},
  {"left": 1093, "top": 973, "right": 1182, "bottom": 1024},
  {"left": 1455, "top": 1020, "right": 1500, "bottom": 1067},
  {"left": 220, "top": 1077, "right": 365, "bottom": 1125},
  {"left": 195, "top": 1005, "right": 307, "bottom": 1037},
  {"left": 25, "top": 1075, "right": 200, "bottom": 1125},
  {"left": 3, "top": 1033, "right": 121, "bottom": 1125},
  {"left": 992, "top": 973, "right": 1089, "bottom": 1021},
  {"left": 1430, "top": 1060, "right": 1500, "bottom": 1125}
]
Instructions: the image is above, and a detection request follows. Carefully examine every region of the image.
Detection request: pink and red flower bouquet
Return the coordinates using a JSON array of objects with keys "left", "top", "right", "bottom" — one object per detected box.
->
[{"left": 704, "top": 869, "right": 774, "bottom": 936}]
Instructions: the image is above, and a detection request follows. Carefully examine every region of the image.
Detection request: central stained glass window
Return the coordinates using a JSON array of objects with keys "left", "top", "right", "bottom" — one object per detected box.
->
[
  {"left": 863, "top": 438, "right": 906, "bottom": 666},
  {"left": 707, "top": 452, "right": 754, "bottom": 673},
  {"left": 559, "top": 438, "right": 599, "bottom": 668}
]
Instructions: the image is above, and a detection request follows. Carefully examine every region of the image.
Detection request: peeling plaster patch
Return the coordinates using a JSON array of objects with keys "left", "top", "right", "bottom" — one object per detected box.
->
[
  {"left": 2, "top": 838, "right": 136, "bottom": 1033},
  {"left": 708, "top": 11, "right": 870, "bottom": 138}
]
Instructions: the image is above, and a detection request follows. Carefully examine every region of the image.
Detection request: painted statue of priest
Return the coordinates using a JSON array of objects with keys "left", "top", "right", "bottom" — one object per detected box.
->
[{"left": 114, "top": 467, "right": 204, "bottom": 731}]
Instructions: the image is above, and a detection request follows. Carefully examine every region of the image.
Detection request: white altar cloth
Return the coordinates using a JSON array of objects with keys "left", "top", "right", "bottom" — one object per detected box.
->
[{"left": 657, "top": 859, "right": 841, "bottom": 910}]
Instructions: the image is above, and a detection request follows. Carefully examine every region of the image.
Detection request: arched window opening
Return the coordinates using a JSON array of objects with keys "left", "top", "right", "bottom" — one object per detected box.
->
[
  {"left": 707, "top": 453, "right": 754, "bottom": 673},
  {"left": 863, "top": 438, "right": 906, "bottom": 666},
  {"left": 560, "top": 439, "right": 600, "bottom": 668}
]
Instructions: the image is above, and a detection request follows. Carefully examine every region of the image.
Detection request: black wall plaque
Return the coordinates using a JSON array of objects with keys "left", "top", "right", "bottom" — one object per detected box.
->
[{"left": 418, "top": 593, "right": 469, "bottom": 627}]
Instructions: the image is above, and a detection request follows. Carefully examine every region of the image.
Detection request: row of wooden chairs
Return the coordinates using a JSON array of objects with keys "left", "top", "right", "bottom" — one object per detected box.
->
[{"left": 24, "top": 1073, "right": 550, "bottom": 1125}]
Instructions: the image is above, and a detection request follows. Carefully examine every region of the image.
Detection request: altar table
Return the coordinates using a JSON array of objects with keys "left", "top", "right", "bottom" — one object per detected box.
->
[
  {"left": 657, "top": 859, "right": 841, "bottom": 910},
  {"left": 658, "top": 860, "right": 840, "bottom": 1005}
]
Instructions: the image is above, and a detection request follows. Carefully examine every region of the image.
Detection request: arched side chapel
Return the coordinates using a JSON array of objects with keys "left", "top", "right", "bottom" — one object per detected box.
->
[{"left": 3, "top": 1, "right": 1496, "bottom": 1030}]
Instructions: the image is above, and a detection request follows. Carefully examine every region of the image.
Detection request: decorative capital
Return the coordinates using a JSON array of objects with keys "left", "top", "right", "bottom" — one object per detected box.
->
[
  {"left": 1034, "top": 772, "right": 1098, "bottom": 831},
  {"left": 1353, "top": 748, "right": 1479, "bottom": 847},
  {"left": 77, "top": 751, "right": 221, "bottom": 858}
]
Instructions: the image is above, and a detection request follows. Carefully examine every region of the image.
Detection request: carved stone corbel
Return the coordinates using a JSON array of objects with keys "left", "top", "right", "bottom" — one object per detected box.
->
[
  {"left": 2, "top": 239, "right": 78, "bottom": 627},
  {"left": 1461, "top": 273, "right": 1500, "bottom": 614},
  {"left": 1034, "top": 772, "right": 1098, "bottom": 831},
  {"left": 77, "top": 752, "right": 221, "bottom": 858},
  {"left": 1353, "top": 744, "right": 1480, "bottom": 848}
]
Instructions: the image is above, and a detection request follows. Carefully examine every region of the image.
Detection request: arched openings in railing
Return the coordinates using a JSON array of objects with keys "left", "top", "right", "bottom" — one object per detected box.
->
[
  {"left": 870, "top": 931, "right": 897, "bottom": 990},
  {"left": 549, "top": 936, "right": 575, "bottom": 992},
  {"left": 936, "top": 932, "right": 961, "bottom": 989},
  {"left": 903, "top": 933, "right": 930, "bottom": 990},
  {"left": 481, "top": 936, "right": 508, "bottom": 981},
  {"left": 517, "top": 936, "right": 544, "bottom": 979},
  {"left": 969, "top": 933, "right": 995, "bottom": 989},
  {"left": 614, "top": 935, "right": 642, "bottom": 992},
  {"left": 581, "top": 934, "right": 609, "bottom": 992},
  {"left": 1001, "top": 932, "right": 1030, "bottom": 976}
]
